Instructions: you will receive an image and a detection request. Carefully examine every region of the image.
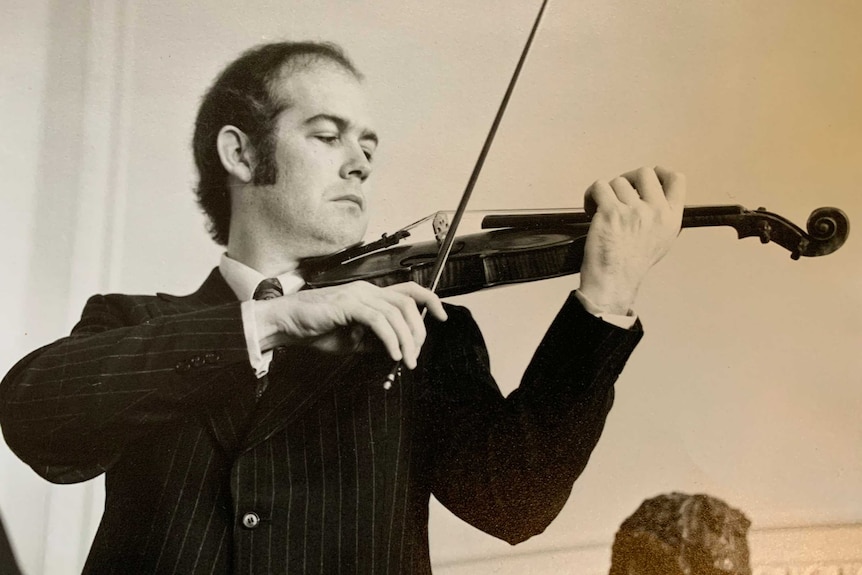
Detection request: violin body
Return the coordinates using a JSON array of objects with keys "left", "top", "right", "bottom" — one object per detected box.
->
[
  {"left": 304, "top": 226, "right": 590, "bottom": 298},
  {"left": 301, "top": 205, "right": 849, "bottom": 299}
]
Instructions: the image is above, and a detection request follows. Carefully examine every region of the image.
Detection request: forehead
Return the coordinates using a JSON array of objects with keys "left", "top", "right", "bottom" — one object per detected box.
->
[{"left": 272, "top": 62, "right": 374, "bottom": 129}]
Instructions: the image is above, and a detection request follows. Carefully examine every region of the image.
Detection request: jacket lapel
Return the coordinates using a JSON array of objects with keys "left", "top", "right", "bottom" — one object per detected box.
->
[{"left": 156, "top": 267, "right": 239, "bottom": 308}]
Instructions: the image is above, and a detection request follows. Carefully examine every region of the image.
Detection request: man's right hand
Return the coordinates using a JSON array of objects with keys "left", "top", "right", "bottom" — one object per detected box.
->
[{"left": 254, "top": 281, "right": 447, "bottom": 369}]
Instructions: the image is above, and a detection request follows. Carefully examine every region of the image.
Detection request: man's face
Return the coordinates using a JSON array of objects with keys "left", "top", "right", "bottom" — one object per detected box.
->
[{"left": 253, "top": 61, "right": 377, "bottom": 259}]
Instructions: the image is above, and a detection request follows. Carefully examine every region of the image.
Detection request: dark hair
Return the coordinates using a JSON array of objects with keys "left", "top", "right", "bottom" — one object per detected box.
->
[{"left": 192, "top": 41, "right": 361, "bottom": 245}]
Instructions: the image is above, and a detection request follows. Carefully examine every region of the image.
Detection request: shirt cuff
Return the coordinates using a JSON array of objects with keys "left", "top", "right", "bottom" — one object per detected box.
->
[
  {"left": 241, "top": 300, "right": 273, "bottom": 378},
  {"left": 574, "top": 290, "right": 638, "bottom": 330}
]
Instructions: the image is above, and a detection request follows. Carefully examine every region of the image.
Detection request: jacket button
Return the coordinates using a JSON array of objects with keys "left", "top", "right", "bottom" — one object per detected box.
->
[{"left": 241, "top": 512, "right": 260, "bottom": 529}]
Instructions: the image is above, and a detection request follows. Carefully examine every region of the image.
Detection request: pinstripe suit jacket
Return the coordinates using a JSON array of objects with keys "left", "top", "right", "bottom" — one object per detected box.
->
[{"left": 0, "top": 268, "right": 642, "bottom": 574}]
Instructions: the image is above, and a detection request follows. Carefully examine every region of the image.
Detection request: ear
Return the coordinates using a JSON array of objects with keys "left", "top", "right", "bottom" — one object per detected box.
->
[{"left": 216, "top": 125, "right": 254, "bottom": 183}]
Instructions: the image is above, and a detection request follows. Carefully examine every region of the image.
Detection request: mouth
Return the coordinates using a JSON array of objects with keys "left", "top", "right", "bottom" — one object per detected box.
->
[{"left": 332, "top": 193, "right": 365, "bottom": 211}]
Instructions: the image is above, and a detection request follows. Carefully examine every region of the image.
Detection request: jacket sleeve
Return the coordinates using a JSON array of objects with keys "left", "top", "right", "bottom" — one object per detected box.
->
[
  {"left": 0, "top": 293, "right": 253, "bottom": 483},
  {"left": 421, "top": 292, "right": 643, "bottom": 545}
]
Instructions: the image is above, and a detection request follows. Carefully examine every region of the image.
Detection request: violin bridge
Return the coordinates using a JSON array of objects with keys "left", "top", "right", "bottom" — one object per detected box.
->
[{"left": 432, "top": 212, "right": 451, "bottom": 246}]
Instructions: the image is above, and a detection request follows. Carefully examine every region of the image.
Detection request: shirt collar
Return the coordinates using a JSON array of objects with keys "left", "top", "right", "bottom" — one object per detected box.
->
[{"left": 219, "top": 253, "right": 305, "bottom": 301}]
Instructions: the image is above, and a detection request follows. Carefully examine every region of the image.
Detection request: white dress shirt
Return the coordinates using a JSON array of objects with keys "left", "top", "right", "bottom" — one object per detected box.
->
[
  {"left": 219, "top": 253, "right": 305, "bottom": 377},
  {"left": 574, "top": 290, "right": 638, "bottom": 330}
]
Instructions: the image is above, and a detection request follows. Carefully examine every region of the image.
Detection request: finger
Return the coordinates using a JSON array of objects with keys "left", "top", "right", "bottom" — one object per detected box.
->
[
  {"left": 584, "top": 179, "right": 618, "bottom": 215},
  {"left": 621, "top": 166, "right": 664, "bottom": 204},
  {"left": 389, "top": 282, "right": 448, "bottom": 322},
  {"left": 363, "top": 297, "right": 420, "bottom": 369},
  {"left": 379, "top": 289, "right": 428, "bottom": 348},
  {"left": 348, "top": 303, "right": 405, "bottom": 365},
  {"left": 654, "top": 166, "right": 686, "bottom": 211},
  {"left": 609, "top": 176, "right": 640, "bottom": 205},
  {"left": 342, "top": 282, "right": 423, "bottom": 366}
]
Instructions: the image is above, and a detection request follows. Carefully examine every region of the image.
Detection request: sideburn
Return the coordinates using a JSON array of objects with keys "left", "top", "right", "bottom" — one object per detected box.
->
[{"left": 251, "top": 131, "right": 279, "bottom": 186}]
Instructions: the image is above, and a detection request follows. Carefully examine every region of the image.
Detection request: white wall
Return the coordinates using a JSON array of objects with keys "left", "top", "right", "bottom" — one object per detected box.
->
[
  {"left": 1, "top": 1, "right": 860, "bottom": 573},
  {"left": 1, "top": 3, "right": 53, "bottom": 574},
  {"left": 1, "top": 1, "right": 120, "bottom": 572}
]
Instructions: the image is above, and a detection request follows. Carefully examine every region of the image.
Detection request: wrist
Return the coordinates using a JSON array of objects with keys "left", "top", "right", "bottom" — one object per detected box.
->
[
  {"left": 577, "top": 283, "right": 635, "bottom": 316},
  {"left": 253, "top": 299, "right": 290, "bottom": 351}
]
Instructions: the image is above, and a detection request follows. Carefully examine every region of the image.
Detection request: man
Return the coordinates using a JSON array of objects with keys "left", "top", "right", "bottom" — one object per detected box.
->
[{"left": 0, "top": 42, "right": 684, "bottom": 573}]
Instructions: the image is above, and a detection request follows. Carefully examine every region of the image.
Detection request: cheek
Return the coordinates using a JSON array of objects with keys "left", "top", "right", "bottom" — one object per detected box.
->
[
  {"left": 277, "top": 148, "right": 333, "bottom": 194},
  {"left": 271, "top": 161, "right": 314, "bottom": 212}
]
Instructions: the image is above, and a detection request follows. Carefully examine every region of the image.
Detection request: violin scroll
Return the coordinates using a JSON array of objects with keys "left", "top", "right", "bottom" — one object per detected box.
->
[
  {"left": 731, "top": 206, "right": 849, "bottom": 260},
  {"left": 802, "top": 207, "right": 849, "bottom": 258}
]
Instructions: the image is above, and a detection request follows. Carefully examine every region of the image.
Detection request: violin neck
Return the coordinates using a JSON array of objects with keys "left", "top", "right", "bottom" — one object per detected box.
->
[
  {"left": 679, "top": 205, "right": 749, "bottom": 229},
  {"left": 481, "top": 205, "right": 748, "bottom": 230}
]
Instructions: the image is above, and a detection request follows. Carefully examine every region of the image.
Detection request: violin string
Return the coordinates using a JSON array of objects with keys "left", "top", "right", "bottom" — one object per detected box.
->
[{"left": 395, "top": 213, "right": 437, "bottom": 234}]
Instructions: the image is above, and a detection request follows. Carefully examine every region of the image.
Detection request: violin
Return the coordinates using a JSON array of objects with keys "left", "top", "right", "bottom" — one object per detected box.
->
[{"left": 301, "top": 204, "right": 849, "bottom": 299}]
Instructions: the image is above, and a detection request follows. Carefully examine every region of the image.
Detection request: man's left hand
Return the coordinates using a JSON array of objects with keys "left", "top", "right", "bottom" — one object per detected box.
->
[{"left": 578, "top": 166, "right": 686, "bottom": 315}]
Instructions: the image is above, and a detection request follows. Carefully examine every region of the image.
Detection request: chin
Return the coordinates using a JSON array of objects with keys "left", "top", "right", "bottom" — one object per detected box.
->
[
  {"left": 307, "top": 229, "right": 366, "bottom": 258},
  {"left": 334, "top": 219, "right": 368, "bottom": 247}
]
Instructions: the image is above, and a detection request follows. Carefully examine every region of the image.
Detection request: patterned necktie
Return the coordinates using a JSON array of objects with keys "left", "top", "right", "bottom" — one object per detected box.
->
[
  {"left": 252, "top": 278, "right": 284, "bottom": 398},
  {"left": 253, "top": 277, "right": 284, "bottom": 301}
]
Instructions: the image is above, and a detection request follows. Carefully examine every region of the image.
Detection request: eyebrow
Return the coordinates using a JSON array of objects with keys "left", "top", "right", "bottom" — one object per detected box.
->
[{"left": 304, "top": 113, "right": 378, "bottom": 146}]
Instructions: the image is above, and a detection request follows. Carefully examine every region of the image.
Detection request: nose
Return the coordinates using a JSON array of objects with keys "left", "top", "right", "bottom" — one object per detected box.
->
[{"left": 340, "top": 142, "right": 372, "bottom": 182}]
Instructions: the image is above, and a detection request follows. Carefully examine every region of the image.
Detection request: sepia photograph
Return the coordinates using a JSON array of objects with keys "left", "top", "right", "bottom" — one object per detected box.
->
[{"left": 1, "top": 1, "right": 860, "bottom": 573}]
